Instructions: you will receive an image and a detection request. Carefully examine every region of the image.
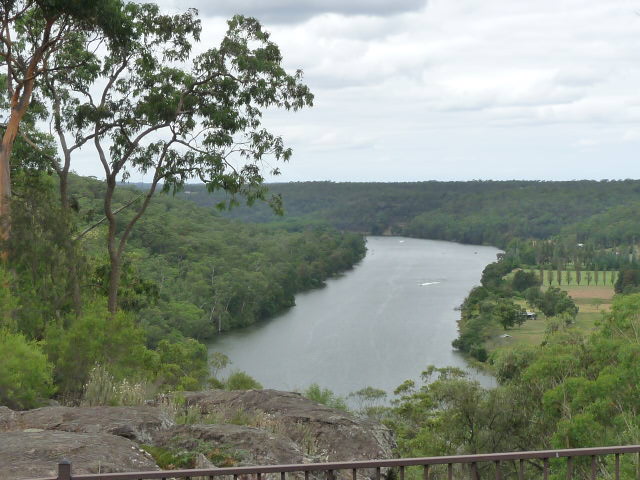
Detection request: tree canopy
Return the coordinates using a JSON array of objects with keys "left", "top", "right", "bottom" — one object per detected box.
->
[{"left": 0, "top": 0, "right": 133, "bottom": 239}]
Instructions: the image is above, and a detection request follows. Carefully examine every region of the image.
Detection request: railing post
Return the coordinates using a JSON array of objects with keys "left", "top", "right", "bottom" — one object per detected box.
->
[
  {"left": 58, "top": 459, "right": 71, "bottom": 480},
  {"left": 470, "top": 462, "right": 478, "bottom": 480},
  {"left": 518, "top": 459, "right": 524, "bottom": 480},
  {"left": 567, "top": 456, "right": 573, "bottom": 479}
]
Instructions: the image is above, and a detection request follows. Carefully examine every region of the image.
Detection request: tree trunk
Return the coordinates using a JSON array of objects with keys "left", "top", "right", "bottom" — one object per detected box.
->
[
  {"left": 104, "top": 173, "right": 120, "bottom": 314},
  {"left": 107, "top": 251, "right": 121, "bottom": 314},
  {"left": 0, "top": 111, "right": 20, "bottom": 241},
  {"left": 0, "top": 142, "right": 11, "bottom": 243},
  {"left": 0, "top": 18, "right": 54, "bottom": 242}
]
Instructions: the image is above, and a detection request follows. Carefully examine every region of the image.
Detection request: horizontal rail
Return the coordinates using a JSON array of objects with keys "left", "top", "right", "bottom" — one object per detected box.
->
[{"left": 26, "top": 445, "right": 640, "bottom": 480}]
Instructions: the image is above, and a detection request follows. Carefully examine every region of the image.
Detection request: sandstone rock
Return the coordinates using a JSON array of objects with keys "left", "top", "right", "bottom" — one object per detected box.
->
[
  {"left": 1, "top": 390, "right": 395, "bottom": 480},
  {"left": 154, "top": 423, "right": 310, "bottom": 467},
  {"left": 193, "top": 453, "right": 217, "bottom": 480},
  {"left": 0, "top": 406, "right": 19, "bottom": 432},
  {"left": 0, "top": 431, "right": 159, "bottom": 479},
  {"left": 19, "top": 406, "right": 174, "bottom": 443},
  {"left": 180, "top": 390, "right": 396, "bottom": 463}
]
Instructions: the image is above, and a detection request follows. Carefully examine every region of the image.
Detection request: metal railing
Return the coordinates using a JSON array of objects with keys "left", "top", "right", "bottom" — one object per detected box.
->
[{"left": 26, "top": 445, "right": 640, "bottom": 480}]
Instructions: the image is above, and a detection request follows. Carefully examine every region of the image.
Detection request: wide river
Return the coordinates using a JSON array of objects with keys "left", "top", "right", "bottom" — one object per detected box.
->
[{"left": 208, "top": 236, "right": 499, "bottom": 397}]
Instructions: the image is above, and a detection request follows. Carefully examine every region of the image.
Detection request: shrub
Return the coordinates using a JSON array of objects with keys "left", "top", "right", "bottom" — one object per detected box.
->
[
  {"left": 224, "top": 370, "right": 263, "bottom": 390},
  {"left": 44, "top": 302, "right": 158, "bottom": 397},
  {"left": 81, "top": 364, "right": 153, "bottom": 406},
  {"left": 511, "top": 270, "right": 540, "bottom": 292},
  {"left": 303, "top": 383, "right": 348, "bottom": 411},
  {"left": 0, "top": 330, "right": 55, "bottom": 409},
  {"left": 156, "top": 338, "right": 209, "bottom": 391}
]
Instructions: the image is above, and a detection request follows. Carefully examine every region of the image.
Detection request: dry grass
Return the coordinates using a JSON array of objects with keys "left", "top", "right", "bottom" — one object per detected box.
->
[{"left": 562, "top": 285, "right": 614, "bottom": 300}]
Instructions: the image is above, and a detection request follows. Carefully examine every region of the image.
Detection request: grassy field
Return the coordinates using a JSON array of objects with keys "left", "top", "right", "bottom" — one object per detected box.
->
[{"left": 486, "top": 283, "right": 614, "bottom": 353}]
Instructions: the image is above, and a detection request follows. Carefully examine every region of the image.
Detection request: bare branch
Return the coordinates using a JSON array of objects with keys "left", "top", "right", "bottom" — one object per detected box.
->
[
  {"left": 75, "top": 193, "right": 145, "bottom": 240},
  {"left": 116, "top": 136, "right": 177, "bottom": 258}
]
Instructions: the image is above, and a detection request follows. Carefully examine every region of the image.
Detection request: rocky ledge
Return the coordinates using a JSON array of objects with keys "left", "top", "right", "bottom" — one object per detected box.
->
[{"left": 0, "top": 390, "right": 396, "bottom": 479}]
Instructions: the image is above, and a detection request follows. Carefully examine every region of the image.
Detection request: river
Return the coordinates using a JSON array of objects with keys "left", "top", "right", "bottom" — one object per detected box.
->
[{"left": 208, "top": 236, "right": 499, "bottom": 397}]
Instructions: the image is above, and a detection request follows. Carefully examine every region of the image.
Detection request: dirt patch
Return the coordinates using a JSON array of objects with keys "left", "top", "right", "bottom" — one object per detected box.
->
[{"left": 565, "top": 286, "right": 614, "bottom": 300}]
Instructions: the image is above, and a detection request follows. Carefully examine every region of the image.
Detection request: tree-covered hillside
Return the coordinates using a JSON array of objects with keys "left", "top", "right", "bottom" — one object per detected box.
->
[
  {"left": 71, "top": 175, "right": 366, "bottom": 340},
  {"left": 177, "top": 180, "right": 640, "bottom": 248},
  {"left": 1, "top": 172, "right": 365, "bottom": 408}
]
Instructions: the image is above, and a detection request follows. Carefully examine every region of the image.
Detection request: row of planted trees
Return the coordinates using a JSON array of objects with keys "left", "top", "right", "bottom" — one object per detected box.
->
[{"left": 536, "top": 265, "right": 617, "bottom": 286}]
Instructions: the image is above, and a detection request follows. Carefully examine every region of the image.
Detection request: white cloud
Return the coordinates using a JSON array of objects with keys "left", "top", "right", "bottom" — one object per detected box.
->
[
  {"left": 154, "top": 0, "right": 428, "bottom": 23},
  {"left": 92, "top": 0, "right": 640, "bottom": 182}
]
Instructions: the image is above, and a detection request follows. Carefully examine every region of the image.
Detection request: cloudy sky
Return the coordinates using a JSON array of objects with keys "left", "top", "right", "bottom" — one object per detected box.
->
[{"left": 78, "top": 0, "right": 640, "bottom": 182}]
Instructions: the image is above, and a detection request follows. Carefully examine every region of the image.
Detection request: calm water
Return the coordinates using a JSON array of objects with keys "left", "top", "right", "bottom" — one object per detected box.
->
[{"left": 208, "top": 236, "right": 499, "bottom": 396}]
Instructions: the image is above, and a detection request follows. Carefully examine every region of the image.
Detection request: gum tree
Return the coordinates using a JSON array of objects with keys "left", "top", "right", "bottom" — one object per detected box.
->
[
  {"left": 45, "top": 4, "right": 313, "bottom": 313},
  {"left": 0, "top": 0, "right": 132, "bottom": 239}
]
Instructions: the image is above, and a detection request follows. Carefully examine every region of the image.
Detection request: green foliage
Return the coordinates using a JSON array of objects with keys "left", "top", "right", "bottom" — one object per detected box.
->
[
  {"left": 0, "top": 266, "right": 18, "bottom": 332},
  {"left": 492, "top": 298, "right": 526, "bottom": 330},
  {"left": 3, "top": 170, "right": 366, "bottom": 402},
  {"left": 453, "top": 274, "right": 528, "bottom": 358},
  {"left": 303, "top": 383, "right": 348, "bottom": 411},
  {"left": 72, "top": 175, "right": 366, "bottom": 339},
  {"left": 24, "top": 0, "right": 134, "bottom": 47},
  {"left": 224, "top": 371, "right": 263, "bottom": 391},
  {"left": 388, "top": 367, "right": 526, "bottom": 460},
  {"left": 392, "top": 293, "right": 640, "bottom": 474},
  {"left": 209, "top": 352, "right": 230, "bottom": 379},
  {"left": 527, "top": 287, "right": 578, "bottom": 319},
  {"left": 614, "top": 268, "right": 640, "bottom": 294},
  {"left": 141, "top": 444, "right": 196, "bottom": 470},
  {"left": 0, "top": 330, "right": 55, "bottom": 409},
  {"left": 480, "top": 260, "right": 514, "bottom": 290},
  {"left": 43, "top": 302, "right": 158, "bottom": 397},
  {"left": 142, "top": 441, "right": 242, "bottom": 469},
  {"left": 490, "top": 347, "right": 538, "bottom": 384},
  {"left": 511, "top": 269, "right": 540, "bottom": 292},
  {"left": 156, "top": 339, "right": 209, "bottom": 391},
  {"left": 5, "top": 174, "right": 86, "bottom": 337},
  {"left": 348, "top": 387, "right": 388, "bottom": 419},
  {"left": 37, "top": 2, "right": 315, "bottom": 313}
]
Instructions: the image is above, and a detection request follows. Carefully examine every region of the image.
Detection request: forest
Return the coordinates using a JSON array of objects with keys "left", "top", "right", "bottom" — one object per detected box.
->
[
  {"left": 179, "top": 179, "right": 640, "bottom": 248},
  {"left": 0, "top": 1, "right": 364, "bottom": 409},
  {"left": 1, "top": 171, "right": 366, "bottom": 407}
]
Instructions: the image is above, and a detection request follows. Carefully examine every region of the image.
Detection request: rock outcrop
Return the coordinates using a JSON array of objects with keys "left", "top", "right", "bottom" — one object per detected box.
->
[
  {"left": 179, "top": 390, "right": 396, "bottom": 463},
  {"left": 0, "top": 389, "right": 396, "bottom": 480},
  {"left": 0, "top": 431, "right": 159, "bottom": 479},
  {"left": 19, "top": 406, "right": 174, "bottom": 443},
  {"left": 0, "top": 406, "right": 19, "bottom": 431},
  {"left": 154, "top": 423, "right": 310, "bottom": 466}
]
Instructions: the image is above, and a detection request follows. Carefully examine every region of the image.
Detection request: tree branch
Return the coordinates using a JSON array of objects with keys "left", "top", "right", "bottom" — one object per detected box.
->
[{"left": 75, "top": 192, "right": 145, "bottom": 240}]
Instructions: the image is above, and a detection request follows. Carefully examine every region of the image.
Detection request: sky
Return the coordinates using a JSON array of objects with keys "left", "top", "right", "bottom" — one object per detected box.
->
[{"left": 75, "top": 0, "right": 640, "bottom": 182}]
